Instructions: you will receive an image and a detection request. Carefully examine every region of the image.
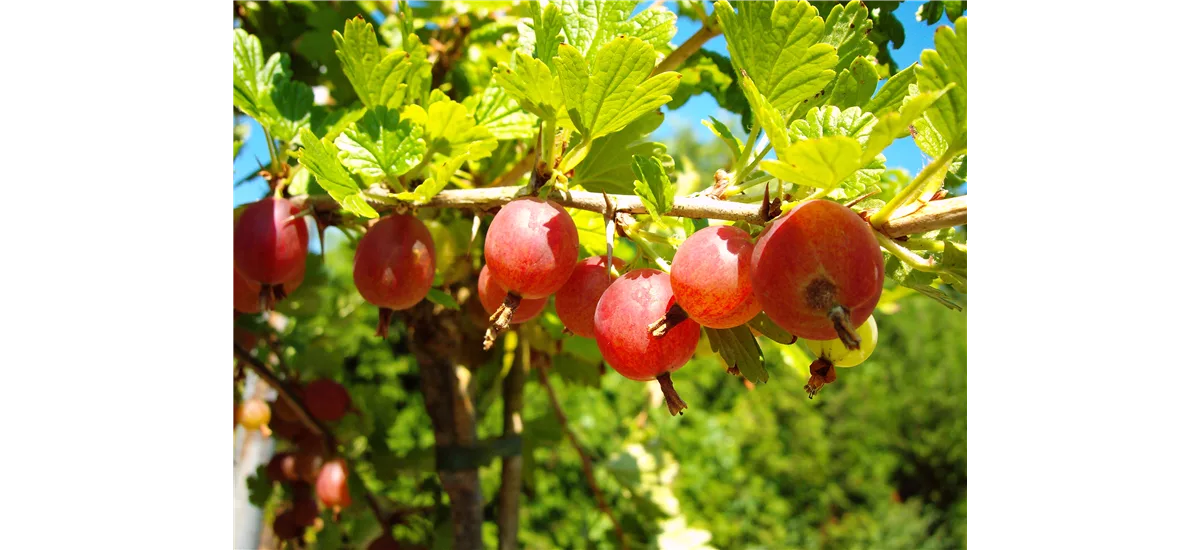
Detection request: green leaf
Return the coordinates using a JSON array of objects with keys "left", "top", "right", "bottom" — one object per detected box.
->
[
  {"left": 333, "top": 17, "right": 417, "bottom": 109},
  {"left": 572, "top": 111, "right": 671, "bottom": 194},
  {"left": 620, "top": 5, "right": 678, "bottom": 51},
  {"left": 425, "top": 99, "right": 496, "bottom": 158},
  {"left": 668, "top": 51, "right": 753, "bottom": 132},
  {"left": 552, "top": 0, "right": 637, "bottom": 59},
  {"left": 861, "top": 87, "right": 949, "bottom": 163},
  {"left": 465, "top": 84, "right": 538, "bottom": 140},
  {"left": 821, "top": 1, "right": 875, "bottom": 73},
  {"left": 885, "top": 255, "right": 961, "bottom": 311},
  {"left": 232, "top": 29, "right": 283, "bottom": 122},
  {"left": 312, "top": 105, "right": 366, "bottom": 141},
  {"left": 863, "top": 63, "right": 917, "bottom": 116},
  {"left": 556, "top": 37, "right": 681, "bottom": 141},
  {"left": 737, "top": 74, "right": 790, "bottom": 150},
  {"left": 425, "top": 288, "right": 460, "bottom": 311},
  {"left": 266, "top": 79, "right": 314, "bottom": 143},
  {"left": 714, "top": 0, "right": 837, "bottom": 112},
  {"left": 334, "top": 106, "right": 426, "bottom": 179},
  {"left": 525, "top": 2, "right": 565, "bottom": 65},
  {"left": 916, "top": 1, "right": 946, "bottom": 25},
  {"left": 944, "top": 1, "right": 966, "bottom": 22},
  {"left": 631, "top": 155, "right": 675, "bottom": 223},
  {"left": 762, "top": 136, "right": 862, "bottom": 189},
  {"left": 553, "top": 353, "right": 601, "bottom": 388},
  {"left": 702, "top": 117, "right": 743, "bottom": 158},
  {"left": 246, "top": 465, "right": 274, "bottom": 508},
  {"left": 492, "top": 51, "right": 560, "bottom": 121},
  {"left": 704, "top": 326, "right": 768, "bottom": 384},
  {"left": 916, "top": 17, "right": 967, "bottom": 150},
  {"left": 297, "top": 128, "right": 379, "bottom": 219},
  {"left": 941, "top": 240, "right": 967, "bottom": 293},
  {"left": 825, "top": 56, "right": 878, "bottom": 110},
  {"left": 747, "top": 312, "right": 796, "bottom": 345},
  {"left": 789, "top": 105, "right": 876, "bottom": 144}
]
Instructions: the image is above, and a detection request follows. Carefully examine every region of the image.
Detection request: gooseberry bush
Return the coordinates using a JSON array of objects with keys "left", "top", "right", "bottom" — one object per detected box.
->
[{"left": 233, "top": 2, "right": 967, "bottom": 548}]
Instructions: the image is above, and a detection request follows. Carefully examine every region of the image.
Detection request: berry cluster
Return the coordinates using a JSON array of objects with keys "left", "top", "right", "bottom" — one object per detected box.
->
[{"left": 235, "top": 194, "right": 887, "bottom": 418}]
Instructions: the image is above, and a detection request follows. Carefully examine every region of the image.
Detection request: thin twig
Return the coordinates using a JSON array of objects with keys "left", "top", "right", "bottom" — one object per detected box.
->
[
  {"left": 536, "top": 366, "right": 629, "bottom": 550},
  {"left": 653, "top": 23, "right": 721, "bottom": 76}
]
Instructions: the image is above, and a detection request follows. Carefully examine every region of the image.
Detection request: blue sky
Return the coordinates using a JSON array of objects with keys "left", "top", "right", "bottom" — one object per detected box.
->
[{"left": 234, "top": 1, "right": 955, "bottom": 208}]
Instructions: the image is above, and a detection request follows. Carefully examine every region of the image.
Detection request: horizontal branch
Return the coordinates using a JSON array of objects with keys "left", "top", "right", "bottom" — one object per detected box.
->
[
  {"left": 877, "top": 195, "right": 968, "bottom": 238},
  {"left": 300, "top": 188, "right": 966, "bottom": 238}
]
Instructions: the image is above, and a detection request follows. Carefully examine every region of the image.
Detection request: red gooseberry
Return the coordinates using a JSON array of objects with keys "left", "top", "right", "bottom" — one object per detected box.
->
[
  {"left": 353, "top": 214, "right": 437, "bottom": 338},
  {"left": 554, "top": 256, "right": 625, "bottom": 338}
]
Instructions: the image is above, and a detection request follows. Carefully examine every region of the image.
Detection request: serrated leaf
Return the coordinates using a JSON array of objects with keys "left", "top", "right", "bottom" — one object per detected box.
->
[
  {"left": 702, "top": 117, "right": 743, "bottom": 158},
  {"left": 522, "top": 2, "right": 565, "bottom": 65},
  {"left": 267, "top": 79, "right": 313, "bottom": 144},
  {"left": 553, "top": 0, "right": 637, "bottom": 59},
  {"left": 572, "top": 111, "right": 670, "bottom": 194},
  {"left": 916, "top": 1, "right": 945, "bottom": 25},
  {"left": 825, "top": 56, "right": 878, "bottom": 110},
  {"left": 425, "top": 288, "right": 460, "bottom": 310},
  {"left": 423, "top": 100, "right": 498, "bottom": 162},
  {"left": 863, "top": 63, "right": 917, "bottom": 116},
  {"left": 763, "top": 136, "right": 862, "bottom": 189},
  {"left": 621, "top": 5, "right": 678, "bottom": 51},
  {"left": 789, "top": 105, "right": 876, "bottom": 144},
  {"left": 297, "top": 128, "right": 379, "bottom": 219},
  {"left": 861, "top": 87, "right": 949, "bottom": 163},
  {"left": 738, "top": 74, "right": 790, "bottom": 150},
  {"left": 246, "top": 465, "right": 273, "bottom": 508},
  {"left": 466, "top": 84, "right": 538, "bottom": 140},
  {"left": 821, "top": 1, "right": 875, "bottom": 73},
  {"left": 334, "top": 106, "right": 426, "bottom": 179},
  {"left": 333, "top": 17, "right": 418, "bottom": 109},
  {"left": 492, "top": 51, "right": 560, "bottom": 121},
  {"left": 312, "top": 105, "right": 366, "bottom": 141},
  {"left": 916, "top": 17, "right": 967, "bottom": 150},
  {"left": 885, "top": 255, "right": 961, "bottom": 311},
  {"left": 747, "top": 312, "right": 796, "bottom": 345},
  {"left": 233, "top": 29, "right": 283, "bottom": 121},
  {"left": 704, "top": 326, "right": 768, "bottom": 384},
  {"left": 556, "top": 37, "right": 681, "bottom": 141},
  {"left": 669, "top": 50, "right": 754, "bottom": 132},
  {"left": 714, "top": 0, "right": 837, "bottom": 112},
  {"left": 631, "top": 155, "right": 675, "bottom": 223}
]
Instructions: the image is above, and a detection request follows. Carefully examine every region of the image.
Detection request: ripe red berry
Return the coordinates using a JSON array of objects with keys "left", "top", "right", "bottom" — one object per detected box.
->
[
  {"left": 594, "top": 269, "right": 700, "bottom": 415},
  {"left": 477, "top": 265, "right": 546, "bottom": 324},
  {"left": 554, "top": 256, "right": 625, "bottom": 338},
  {"left": 234, "top": 198, "right": 309, "bottom": 309},
  {"left": 669, "top": 226, "right": 761, "bottom": 329},
  {"left": 316, "top": 458, "right": 352, "bottom": 512},
  {"left": 353, "top": 214, "right": 437, "bottom": 338},
  {"left": 303, "top": 379, "right": 350, "bottom": 422},
  {"left": 751, "top": 200, "right": 884, "bottom": 348},
  {"left": 481, "top": 198, "right": 579, "bottom": 349},
  {"left": 291, "top": 493, "right": 320, "bottom": 527},
  {"left": 272, "top": 510, "right": 301, "bottom": 541},
  {"left": 266, "top": 453, "right": 294, "bottom": 482}
]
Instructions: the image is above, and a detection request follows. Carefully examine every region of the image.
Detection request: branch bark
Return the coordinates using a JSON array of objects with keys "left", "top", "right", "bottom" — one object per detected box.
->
[
  {"left": 299, "top": 189, "right": 966, "bottom": 237},
  {"left": 536, "top": 364, "right": 629, "bottom": 550},
  {"left": 406, "top": 303, "right": 483, "bottom": 550},
  {"left": 497, "top": 338, "right": 527, "bottom": 550},
  {"left": 652, "top": 24, "right": 721, "bottom": 76},
  {"left": 877, "top": 195, "right": 967, "bottom": 238}
]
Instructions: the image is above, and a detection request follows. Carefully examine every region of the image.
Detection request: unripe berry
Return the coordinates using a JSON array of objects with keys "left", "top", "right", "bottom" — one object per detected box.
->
[
  {"left": 801, "top": 315, "right": 879, "bottom": 398},
  {"left": 477, "top": 265, "right": 545, "bottom": 324},
  {"left": 237, "top": 398, "right": 271, "bottom": 431}
]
